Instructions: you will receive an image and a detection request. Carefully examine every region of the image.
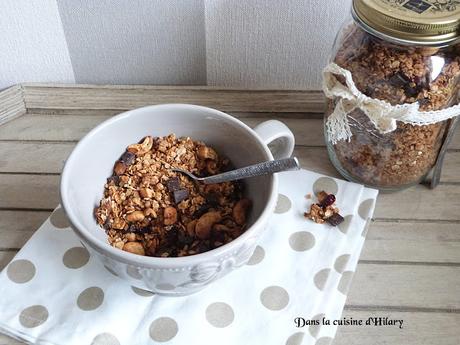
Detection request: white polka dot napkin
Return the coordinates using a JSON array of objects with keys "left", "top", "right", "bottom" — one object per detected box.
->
[{"left": 0, "top": 170, "right": 377, "bottom": 345}]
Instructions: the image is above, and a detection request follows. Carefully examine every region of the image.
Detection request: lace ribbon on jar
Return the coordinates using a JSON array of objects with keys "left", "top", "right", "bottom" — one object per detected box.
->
[{"left": 322, "top": 62, "right": 460, "bottom": 144}]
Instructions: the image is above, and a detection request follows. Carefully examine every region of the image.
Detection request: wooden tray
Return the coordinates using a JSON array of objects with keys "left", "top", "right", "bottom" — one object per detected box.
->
[{"left": 0, "top": 84, "right": 459, "bottom": 345}]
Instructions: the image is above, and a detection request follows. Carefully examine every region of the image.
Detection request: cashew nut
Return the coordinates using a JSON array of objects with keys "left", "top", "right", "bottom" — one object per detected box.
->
[
  {"left": 126, "top": 210, "right": 145, "bottom": 223},
  {"left": 127, "top": 136, "right": 153, "bottom": 155},
  {"left": 122, "top": 241, "right": 145, "bottom": 255}
]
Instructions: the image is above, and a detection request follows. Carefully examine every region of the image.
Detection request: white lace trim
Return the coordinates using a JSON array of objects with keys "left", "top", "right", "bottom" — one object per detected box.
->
[{"left": 322, "top": 62, "right": 460, "bottom": 144}]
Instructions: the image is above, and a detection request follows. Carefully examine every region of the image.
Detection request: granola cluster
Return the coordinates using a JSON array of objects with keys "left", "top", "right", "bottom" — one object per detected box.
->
[
  {"left": 304, "top": 191, "right": 344, "bottom": 226},
  {"left": 94, "top": 134, "right": 252, "bottom": 257},
  {"left": 328, "top": 24, "right": 460, "bottom": 188}
]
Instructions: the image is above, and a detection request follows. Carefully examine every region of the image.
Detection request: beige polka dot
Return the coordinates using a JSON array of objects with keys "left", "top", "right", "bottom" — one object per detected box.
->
[
  {"left": 50, "top": 208, "right": 70, "bottom": 229},
  {"left": 126, "top": 266, "right": 142, "bottom": 280},
  {"left": 275, "top": 194, "right": 292, "bottom": 214},
  {"left": 131, "top": 286, "right": 155, "bottom": 297},
  {"left": 338, "top": 271, "right": 354, "bottom": 295},
  {"left": 156, "top": 283, "right": 175, "bottom": 291},
  {"left": 19, "top": 305, "right": 48, "bottom": 328},
  {"left": 7, "top": 259, "right": 36, "bottom": 284},
  {"left": 358, "top": 199, "right": 374, "bottom": 220},
  {"left": 286, "top": 332, "right": 305, "bottom": 345},
  {"left": 361, "top": 218, "right": 372, "bottom": 238},
  {"left": 260, "top": 286, "right": 289, "bottom": 311},
  {"left": 247, "top": 245, "right": 265, "bottom": 265},
  {"left": 338, "top": 215, "right": 353, "bottom": 234},
  {"left": 316, "top": 337, "right": 334, "bottom": 345},
  {"left": 104, "top": 265, "right": 119, "bottom": 277},
  {"left": 313, "top": 177, "right": 338, "bottom": 196},
  {"left": 63, "top": 247, "right": 90, "bottom": 269},
  {"left": 289, "top": 231, "right": 315, "bottom": 251},
  {"left": 206, "top": 302, "right": 234, "bottom": 328},
  {"left": 314, "top": 269, "right": 331, "bottom": 291},
  {"left": 149, "top": 317, "right": 178, "bottom": 342},
  {"left": 334, "top": 254, "right": 351, "bottom": 273},
  {"left": 77, "top": 287, "right": 104, "bottom": 311},
  {"left": 91, "top": 333, "right": 121, "bottom": 345},
  {"left": 309, "top": 313, "right": 325, "bottom": 338}
]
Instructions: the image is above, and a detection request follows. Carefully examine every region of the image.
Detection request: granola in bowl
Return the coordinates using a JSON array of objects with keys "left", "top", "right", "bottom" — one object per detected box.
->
[{"left": 94, "top": 134, "right": 252, "bottom": 258}]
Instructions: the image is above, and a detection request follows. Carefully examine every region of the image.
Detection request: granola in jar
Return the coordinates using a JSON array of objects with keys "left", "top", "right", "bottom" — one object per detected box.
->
[
  {"left": 324, "top": 0, "right": 460, "bottom": 190},
  {"left": 94, "top": 134, "right": 252, "bottom": 257}
]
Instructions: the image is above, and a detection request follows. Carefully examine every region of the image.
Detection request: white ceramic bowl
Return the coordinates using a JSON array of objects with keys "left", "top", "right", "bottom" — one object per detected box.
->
[{"left": 60, "top": 104, "right": 294, "bottom": 296}]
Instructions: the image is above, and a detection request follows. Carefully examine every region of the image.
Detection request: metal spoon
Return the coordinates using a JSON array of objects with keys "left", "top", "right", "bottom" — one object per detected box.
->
[{"left": 172, "top": 157, "right": 300, "bottom": 185}]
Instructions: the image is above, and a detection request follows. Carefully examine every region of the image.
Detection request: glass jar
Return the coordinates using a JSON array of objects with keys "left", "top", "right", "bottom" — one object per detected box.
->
[{"left": 325, "top": 0, "right": 460, "bottom": 190}]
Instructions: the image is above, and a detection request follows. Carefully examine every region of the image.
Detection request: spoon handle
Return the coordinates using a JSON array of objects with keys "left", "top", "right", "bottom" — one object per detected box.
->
[{"left": 202, "top": 157, "right": 300, "bottom": 184}]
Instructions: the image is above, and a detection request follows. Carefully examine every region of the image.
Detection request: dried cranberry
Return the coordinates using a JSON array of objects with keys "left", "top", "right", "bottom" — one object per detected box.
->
[
  {"left": 326, "top": 213, "right": 344, "bottom": 227},
  {"left": 320, "top": 194, "right": 336, "bottom": 207}
]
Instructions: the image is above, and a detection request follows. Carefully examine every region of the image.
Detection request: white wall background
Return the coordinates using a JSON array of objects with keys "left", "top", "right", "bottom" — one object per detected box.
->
[{"left": 0, "top": 0, "right": 351, "bottom": 90}]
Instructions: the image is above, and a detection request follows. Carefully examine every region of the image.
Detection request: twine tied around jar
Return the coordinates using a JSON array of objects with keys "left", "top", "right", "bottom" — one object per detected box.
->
[{"left": 322, "top": 63, "right": 460, "bottom": 144}]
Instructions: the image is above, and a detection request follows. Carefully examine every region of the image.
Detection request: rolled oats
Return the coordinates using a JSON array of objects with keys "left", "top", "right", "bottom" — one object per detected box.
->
[{"left": 94, "top": 134, "right": 252, "bottom": 257}]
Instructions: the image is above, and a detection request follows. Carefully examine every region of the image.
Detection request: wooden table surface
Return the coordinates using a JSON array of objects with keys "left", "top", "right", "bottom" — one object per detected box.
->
[{"left": 0, "top": 85, "right": 459, "bottom": 345}]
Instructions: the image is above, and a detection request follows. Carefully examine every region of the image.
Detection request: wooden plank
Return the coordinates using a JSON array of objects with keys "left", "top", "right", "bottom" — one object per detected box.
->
[
  {"left": 0, "top": 334, "right": 23, "bottom": 345},
  {"left": 0, "top": 211, "right": 49, "bottom": 249},
  {"left": 374, "top": 184, "right": 460, "bottom": 221},
  {"left": 4, "top": 142, "right": 460, "bottom": 187},
  {"left": 0, "top": 142, "right": 73, "bottom": 173},
  {"left": 1, "top": 178, "right": 460, "bottom": 221},
  {"left": 0, "top": 85, "right": 26, "bottom": 126},
  {"left": 22, "top": 84, "right": 325, "bottom": 113},
  {"left": 335, "top": 311, "right": 460, "bottom": 345},
  {"left": 0, "top": 111, "right": 458, "bottom": 151},
  {"left": 363, "top": 221, "right": 460, "bottom": 264},
  {"left": 0, "top": 114, "right": 326, "bottom": 147},
  {"left": 348, "top": 264, "right": 460, "bottom": 309},
  {"left": 0, "top": 175, "right": 59, "bottom": 210},
  {"left": 0, "top": 251, "right": 18, "bottom": 271}
]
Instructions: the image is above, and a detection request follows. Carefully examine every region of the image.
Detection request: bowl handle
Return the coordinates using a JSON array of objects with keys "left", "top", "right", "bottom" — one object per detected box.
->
[{"left": 253, "top": 120, "right": 295, "bottom": 159}]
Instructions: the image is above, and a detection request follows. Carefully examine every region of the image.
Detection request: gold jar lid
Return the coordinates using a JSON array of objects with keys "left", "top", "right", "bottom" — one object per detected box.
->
[{"left": 352, "top": 0, "right": 460, "bottom": 46}]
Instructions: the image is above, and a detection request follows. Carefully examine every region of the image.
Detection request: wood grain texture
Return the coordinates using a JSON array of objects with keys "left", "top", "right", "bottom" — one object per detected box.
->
[
  {"left": 3, "top": 142, "right": 460, "bottom": 187},
  {"left": 1, "top": 113, "right": 458, "bottom": 150},
  {"left": 0, "top": 114, "right": 326, "bottom": 146},
  {"left": 336, "top": 311, "right": 460, "bottom": 345},
  {"left": 22, "top": 84, "right": 325, "bottom": 113},
  {"left": 0, "top": 211, "right": 49, "bottom": 249},
  {"left": 0, "top": 85, "right": 26, "bottom": 126},
  {"left": 348, "top": 264, "right": 460, "bottom": 309},
  {"left": 363, "top": 221, "right": 460, "bottom": 264}
]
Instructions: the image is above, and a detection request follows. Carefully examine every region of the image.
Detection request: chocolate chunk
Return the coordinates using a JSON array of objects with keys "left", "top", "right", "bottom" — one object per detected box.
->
[
  {"left": 166, "top": 177, "right": 180, "bottom": 192},
  {"left": 173, "top": 188, "right": 189, "bottom": 204},
  {"left": 389, "top": 72, "right": 411, "bottom": 88},
  {"left": 319, "top": 194, "right": 336, "bottom": 208},
  {"left": 120, "top": 151, "right": 136, "bottom": 165},
  {"left": 326, "top": 213, "right": 345, "bottom": 227}
]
